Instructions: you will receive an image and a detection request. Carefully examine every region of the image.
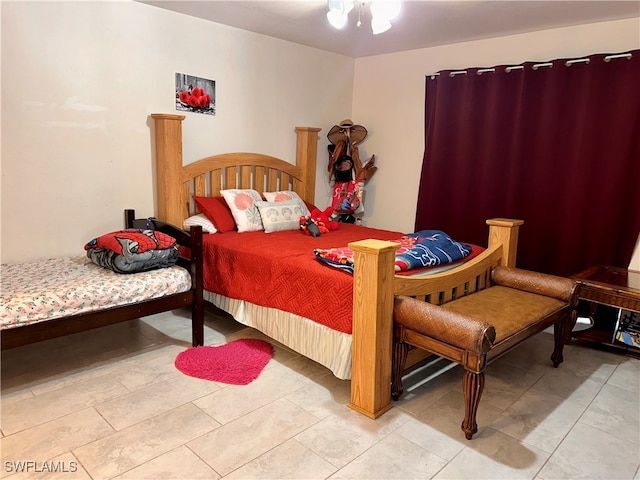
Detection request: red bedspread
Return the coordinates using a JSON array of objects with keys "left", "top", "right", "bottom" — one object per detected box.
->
[{"left": 202, "top": 224, "right": 403, "bottom": 334}]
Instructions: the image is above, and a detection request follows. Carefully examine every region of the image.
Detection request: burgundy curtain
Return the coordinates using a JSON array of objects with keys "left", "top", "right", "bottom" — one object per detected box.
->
[{"left": 416, "top": 51, "right": 640, "bottom": 277}]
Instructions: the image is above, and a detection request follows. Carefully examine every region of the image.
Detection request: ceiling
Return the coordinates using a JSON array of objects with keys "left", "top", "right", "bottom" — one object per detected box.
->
[{"left": 141, "top": 1, "right": 639, "bottom": 58}]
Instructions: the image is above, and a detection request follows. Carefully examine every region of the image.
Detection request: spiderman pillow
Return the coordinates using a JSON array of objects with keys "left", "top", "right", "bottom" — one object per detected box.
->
[{"left": 84, "top": 229, "right": 179, "bottom": 274}]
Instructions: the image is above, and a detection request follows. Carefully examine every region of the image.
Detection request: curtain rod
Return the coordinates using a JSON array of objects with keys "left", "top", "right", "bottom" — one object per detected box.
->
[{"left": 428, "top": 52, "right": 633, "bottom": 78}]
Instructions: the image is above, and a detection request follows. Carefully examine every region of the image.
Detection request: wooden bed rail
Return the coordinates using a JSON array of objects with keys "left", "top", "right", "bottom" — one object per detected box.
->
[{"left": 347, "top": 218, "right": 523, "bottom": 418}]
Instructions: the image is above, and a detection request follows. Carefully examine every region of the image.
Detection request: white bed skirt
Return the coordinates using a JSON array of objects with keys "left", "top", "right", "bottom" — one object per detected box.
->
[{"left": 204, "top": 291, "right": 352, "bottom": 379}]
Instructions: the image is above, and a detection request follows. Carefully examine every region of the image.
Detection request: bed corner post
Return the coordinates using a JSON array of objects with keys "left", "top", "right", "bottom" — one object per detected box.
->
[
  {"left": 486, "top": 218, "right": 524, "bottom": 267},
  {"left": 295, "top": 126, "right": 322, "bottom": 204},
  {"left": 347, "top": 239, "right": 400, "bottom": 419},
  {"left": 151, "top": 113, "right": 186, "bottom": 226}
]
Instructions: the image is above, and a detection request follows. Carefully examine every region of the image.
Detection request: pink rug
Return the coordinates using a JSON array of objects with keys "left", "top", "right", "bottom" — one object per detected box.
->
[{"left": 175, "top": 339, "right": 273, "bottom": 385}]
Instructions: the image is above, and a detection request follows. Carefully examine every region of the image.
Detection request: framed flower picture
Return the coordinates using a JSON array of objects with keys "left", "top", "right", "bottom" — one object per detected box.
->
[{"left": 175, "top": 73, "right": 216, "bottom": 116}]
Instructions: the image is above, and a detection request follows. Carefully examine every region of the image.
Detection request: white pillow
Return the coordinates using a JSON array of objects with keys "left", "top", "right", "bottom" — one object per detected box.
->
[
  {"left": 263, "top": 190, "right": 311, "bottom": 217},
  {"left": 183, "top": 213, "right": 217, "bottom": 234},
  {"left": 255, "top": 200, "right": 304, "bottom": 233},
  {"left": 220, "top": 189, "right": 264, "bottom": 232}
]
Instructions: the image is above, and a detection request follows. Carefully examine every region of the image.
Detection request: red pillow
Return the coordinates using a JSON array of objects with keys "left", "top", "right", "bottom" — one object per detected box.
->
[
  {"left": 193, "top": 196, "right": 236, "bottom": 232},
  {"left": 304, "top": 200, "right": 318, "bottom": 213}
]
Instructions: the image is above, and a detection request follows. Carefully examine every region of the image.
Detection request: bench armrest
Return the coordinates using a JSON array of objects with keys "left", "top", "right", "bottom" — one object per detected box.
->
[
  {"left": 394, "top": 296, "right": 496, "bottom": 354},
  {"left": 491, "top": 266, "right": 578, "bottom": 304}
]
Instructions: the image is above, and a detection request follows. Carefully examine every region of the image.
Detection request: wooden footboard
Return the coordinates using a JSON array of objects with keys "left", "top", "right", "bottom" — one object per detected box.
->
[{"left": 348, "top": 218, "right": 523, "bottom": 418}]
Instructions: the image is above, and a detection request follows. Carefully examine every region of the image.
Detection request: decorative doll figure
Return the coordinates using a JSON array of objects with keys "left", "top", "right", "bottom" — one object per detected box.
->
[{"left": 326, "top": 119, "right": 376, "bottom": 223}]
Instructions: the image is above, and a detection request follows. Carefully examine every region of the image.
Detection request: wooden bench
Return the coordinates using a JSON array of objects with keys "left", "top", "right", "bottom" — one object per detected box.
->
[
  {"left": 391, "top": 264, "right": 578, "bottom": 440},
  {"left": 1, "top": 210, "right": 204, "bottom": 349}
]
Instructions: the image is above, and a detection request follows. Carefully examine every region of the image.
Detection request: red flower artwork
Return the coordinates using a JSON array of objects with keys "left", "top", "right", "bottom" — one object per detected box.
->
[{"left": 177, "top": 87, "right": 212, "bottom": 112}]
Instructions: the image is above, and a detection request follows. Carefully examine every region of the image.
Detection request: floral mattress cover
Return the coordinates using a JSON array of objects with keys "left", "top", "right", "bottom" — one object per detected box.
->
[{"left": 0, "top": 255, "right": 191, "bottom": 330}]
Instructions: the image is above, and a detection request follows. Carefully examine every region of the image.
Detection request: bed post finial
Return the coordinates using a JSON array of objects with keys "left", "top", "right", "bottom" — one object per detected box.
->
[
  {"left": 486, "top": 218, "right": 524, "bottom": 267},
  {"left": 295, "top": 127, "right": 321, "bottom": 204},
  {"left": 151, "top": 114, "right": 186, "bottom": 226}
]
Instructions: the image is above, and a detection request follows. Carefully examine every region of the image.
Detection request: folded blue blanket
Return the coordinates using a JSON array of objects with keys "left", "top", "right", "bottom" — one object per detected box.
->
[
  {"left": 314, "top": 230, "right": 472, "bottom": 275},
  {"left": 395, "top": 230, "right": 472, "bottom": 271}
]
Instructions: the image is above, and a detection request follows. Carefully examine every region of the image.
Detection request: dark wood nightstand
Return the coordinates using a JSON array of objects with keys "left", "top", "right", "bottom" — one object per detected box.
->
[{"left": 570, "top": 265, "right": 640, "bottom": 357}]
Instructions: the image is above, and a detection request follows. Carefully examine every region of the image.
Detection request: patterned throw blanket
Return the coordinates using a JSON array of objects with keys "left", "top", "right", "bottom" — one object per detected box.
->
[
  {"left": 85, "top": 229, "right": 179, "bottom": 274},
  {"left": 314, "top": 230, "right": 472, "bottom": 274}
]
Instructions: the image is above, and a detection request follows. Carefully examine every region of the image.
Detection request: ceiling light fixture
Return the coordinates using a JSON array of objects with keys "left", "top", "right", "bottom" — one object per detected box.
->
[{"left": 327, "top": 0, "right": 401, "bottom": 35}]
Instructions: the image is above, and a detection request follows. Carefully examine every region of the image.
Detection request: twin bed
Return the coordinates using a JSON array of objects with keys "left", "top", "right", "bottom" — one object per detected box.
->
[
  {"left": 150, "top": 113, "right": 523, "bottom": 418},
  {"left": 1, "top": 210, "right": 204, "bottom": 350}
]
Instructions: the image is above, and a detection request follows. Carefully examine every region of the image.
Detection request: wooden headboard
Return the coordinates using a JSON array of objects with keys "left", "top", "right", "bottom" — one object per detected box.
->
[{"left": 150, "top": 114, "right": 322, "bottom": 227}]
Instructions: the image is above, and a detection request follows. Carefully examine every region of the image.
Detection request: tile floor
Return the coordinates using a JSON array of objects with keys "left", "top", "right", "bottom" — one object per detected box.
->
[{"left": 1, "top": 305, "right": 639, "bottom": 479}]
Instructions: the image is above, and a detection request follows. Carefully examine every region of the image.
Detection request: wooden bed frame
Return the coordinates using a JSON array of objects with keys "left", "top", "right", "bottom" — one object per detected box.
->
[
  {"left": 150, "top": 113, "right": 523, "bottom": 419},
  {"left": 1, "top": 209, "right": 204, "bottom": 350}
]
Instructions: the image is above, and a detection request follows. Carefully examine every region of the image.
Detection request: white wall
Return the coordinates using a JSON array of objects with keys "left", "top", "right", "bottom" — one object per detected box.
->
[
  {"left": 1, "top": 1, "right": 354, "bottom": 263},
  {"left": 353, "top": 17, "right": 640, "bottom": 233},
  {"left": 2, "top": 2, "right": 639, "bottom": 264}
]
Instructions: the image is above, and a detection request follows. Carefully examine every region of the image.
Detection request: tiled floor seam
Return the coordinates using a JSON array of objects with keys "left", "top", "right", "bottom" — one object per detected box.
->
[{"left": 184, "top": 443, "right": 223, "bottom": 478}]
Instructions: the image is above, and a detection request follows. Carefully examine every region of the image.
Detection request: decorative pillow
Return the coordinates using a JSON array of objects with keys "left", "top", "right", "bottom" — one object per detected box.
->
[
  {"left": 193, "top": 196, "right": 236, "bottom": 232},
  {"left": 255, "top": 200, "right": 304, "bottom": 233},
  {"left": 84, "top": 229, "right": 179, "bottom": 274},
  {"left": 184, "top": 213, "right": 217, "bottom": 234},
  {"left": 221, "top": 189, "right": 264, "bottom": 232},
  {"left": 263, "top": 190, "right": 311, "bottom": 217}
]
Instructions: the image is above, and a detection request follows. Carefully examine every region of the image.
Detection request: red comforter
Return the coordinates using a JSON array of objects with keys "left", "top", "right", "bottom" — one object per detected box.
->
[{"left": 202, "top": 224, "right": 403, "bottom": 334}]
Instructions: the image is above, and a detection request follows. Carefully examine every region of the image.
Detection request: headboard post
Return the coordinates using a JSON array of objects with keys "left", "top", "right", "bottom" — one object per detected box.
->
[
  {"left": 151, "top": 113, "right": 186, "bottom": 226},
  {"left": 295, "top": 127, "right": 322, "bottom": 204},
  {"left": 486, "top": 218, "right": 524, "bottom": 267}
]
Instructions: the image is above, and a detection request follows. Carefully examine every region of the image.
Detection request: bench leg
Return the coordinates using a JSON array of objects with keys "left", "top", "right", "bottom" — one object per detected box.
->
[
  {"left": 391, "top": 341, "right": 409, "bottom": 401},
  {"left": 462, "top": 370, "right": 485, "bottom": 440},
  {"left": 551, "top": 309, "right": 577, "bottom": 367}
]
